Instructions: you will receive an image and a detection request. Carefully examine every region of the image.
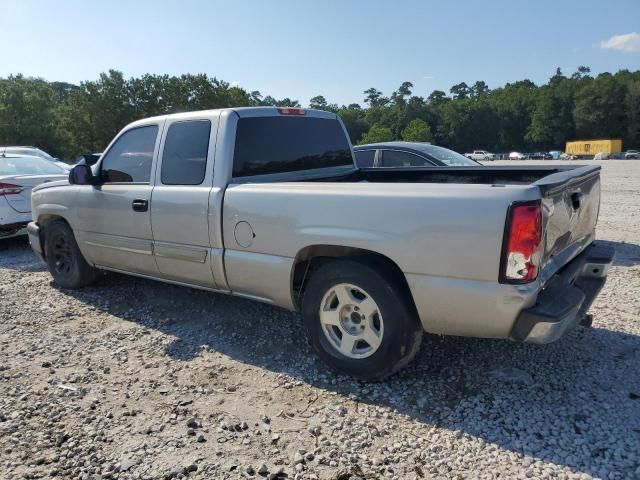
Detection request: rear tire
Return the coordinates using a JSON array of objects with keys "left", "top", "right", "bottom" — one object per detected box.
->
[
  {"left": 44, "top": 220, "right": 99, "bottom": 289},
  {"left": 302, "top": 260, "right": 422, "bottom": 381}
]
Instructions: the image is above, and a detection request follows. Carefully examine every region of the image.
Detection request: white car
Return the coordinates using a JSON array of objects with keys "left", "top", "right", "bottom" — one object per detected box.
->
[
  {"left": 0, "top": 146, "right": 71, "bottom": 171},
  {"left": 509, "top": 151, "right": 526, "bottom": 160},
  {"left": 0, "top": 154, "right": 68, "bottom": 239}
]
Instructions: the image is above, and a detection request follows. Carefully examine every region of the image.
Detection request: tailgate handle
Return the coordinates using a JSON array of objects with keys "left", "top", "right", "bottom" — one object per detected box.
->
[{"left": 571, "top": 192, "right": 583, "bottom": 210}]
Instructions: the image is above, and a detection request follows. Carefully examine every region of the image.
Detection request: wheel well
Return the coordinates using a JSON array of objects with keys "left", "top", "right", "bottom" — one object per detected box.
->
[{"left": 291, "top": 245, "right": 416, "bottom": 311}]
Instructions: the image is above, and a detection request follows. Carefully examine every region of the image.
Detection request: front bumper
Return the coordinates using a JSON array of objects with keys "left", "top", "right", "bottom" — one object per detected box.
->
[
  {"left": 511, "top": 242, "right": 615, "bottom": 343},
  {"left": 27, "top": 221, "right": 45, "bottom": 261}
]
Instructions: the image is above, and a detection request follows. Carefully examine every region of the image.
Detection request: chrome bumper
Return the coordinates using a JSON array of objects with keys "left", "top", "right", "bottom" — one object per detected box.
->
[{"left": 511, "top": 242, "right": 615, "bottom": 344}]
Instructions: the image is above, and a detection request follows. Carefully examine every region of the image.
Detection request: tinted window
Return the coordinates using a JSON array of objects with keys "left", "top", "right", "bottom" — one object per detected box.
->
[
  {"left": 354, "top": 150, "right": 375, "bottom": 168},
  {"left": 381, "top": 150, "right": 431, "bottom": 167},
  {"left": 161, "top": 120, "right": 211, "bottom": 185},
  {"left": 233, "top": 116, "right": 352, "bottom": 177},
  {"left": 101, "top": 125, "right": 158, "bottom": 183}
]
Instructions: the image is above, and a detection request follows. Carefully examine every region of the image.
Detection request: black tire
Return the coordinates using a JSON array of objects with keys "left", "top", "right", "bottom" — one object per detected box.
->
[
  {"left": 44, "top": 220, "right": 99, "bottom": 289},
  {"left": 302, "top": 260, "right": 422, "bottom": 381}
]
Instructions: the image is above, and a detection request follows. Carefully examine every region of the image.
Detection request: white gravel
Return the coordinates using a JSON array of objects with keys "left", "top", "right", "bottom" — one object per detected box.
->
[{"left": 1, "top": 160, "right": 639, "bottom": 480}]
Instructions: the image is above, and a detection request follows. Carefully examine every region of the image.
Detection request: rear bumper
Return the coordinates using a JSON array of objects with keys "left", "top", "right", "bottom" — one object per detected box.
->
[
  {"left": 0, "top": 221, "right": 29, "bottom": 239},
  {"left": 27, "top": 221, "right": 45, "bottom": 261},
  {"left": 511, "top": 242, "right": 615, "bottom": 343}
]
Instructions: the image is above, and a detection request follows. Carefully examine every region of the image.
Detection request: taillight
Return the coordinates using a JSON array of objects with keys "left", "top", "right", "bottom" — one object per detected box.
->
[
  {"left": 500, "top": 201, "right": 543, "bottom": 283},
  {"left": 277, "top": 107, "right": 306, "bottom": 115},
  {"left": 0, "top": 183, "right": 23, "bottom": 196}
]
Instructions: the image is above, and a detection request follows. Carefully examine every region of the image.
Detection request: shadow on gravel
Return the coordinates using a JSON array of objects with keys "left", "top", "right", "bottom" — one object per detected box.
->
[
  {"left": 52, "top": 270, "right": 640, "bottom": 479},
  {"left": 597, "top": 240, "right": 640, "bottom": 267},
  {"left": 0, "top": 236, "right": 47, "bottom": 272}
]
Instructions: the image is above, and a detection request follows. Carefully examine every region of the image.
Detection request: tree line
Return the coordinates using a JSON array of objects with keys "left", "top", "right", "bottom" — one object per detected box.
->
[{"left": 0, "top": 67, "right": 638, "bottom": 160}]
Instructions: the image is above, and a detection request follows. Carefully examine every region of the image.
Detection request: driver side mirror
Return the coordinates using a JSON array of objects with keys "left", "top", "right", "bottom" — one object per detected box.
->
[{"left": 68, "top": 164, "right": 98, "bottom": 185}]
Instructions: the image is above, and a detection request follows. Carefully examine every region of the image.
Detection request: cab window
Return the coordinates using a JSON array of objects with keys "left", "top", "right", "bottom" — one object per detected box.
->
[
  {"left": 100, "top": 125, "right": 158, "bottom": 183},
  {"left": 161, "top": 120, "right": 211, "bottom": 185}
]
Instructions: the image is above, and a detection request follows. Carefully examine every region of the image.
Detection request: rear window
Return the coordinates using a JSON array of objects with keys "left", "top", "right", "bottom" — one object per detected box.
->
[
  {"left": 354, "top": 150, "right": 375, "bottom": 168},
  {"left": 0, "top": 156, "right": 66, "bottom": 176},
  {"left": 233, "top": 116, "right": 352, "bottom": 177}
]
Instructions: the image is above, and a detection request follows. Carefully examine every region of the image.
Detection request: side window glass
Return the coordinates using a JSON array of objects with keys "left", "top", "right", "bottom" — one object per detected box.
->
[
  {"left": 381, "top": 150, "right": 429, "bottom": 167},
  {"left": 354, "top": 150, "right": 375, "bottom": 168},
  {"left": 101, "top": 125, "right": 158, "bottom": 183},
  {"left": 161, "top": 120, "right": 211, "bottom": 185}
]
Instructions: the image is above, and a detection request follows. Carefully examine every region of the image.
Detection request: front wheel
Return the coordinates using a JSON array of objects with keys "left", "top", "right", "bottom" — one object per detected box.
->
[
  {"left": 302, "top": 260, "right": 422, "bottom": 380},
  {"left": 44, "top": 220, "right": 99, "bottom": 289}
]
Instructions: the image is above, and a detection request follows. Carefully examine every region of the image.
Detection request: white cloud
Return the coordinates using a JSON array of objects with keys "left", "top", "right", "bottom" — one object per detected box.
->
[
  {"left": 422, "top": 75, "right": 434, "bottom": 80},
  {"left": 230, "top": 80, "right": 240, "bottom": 87},
  {"left": 600, "top": 32, "right": 640, "bottom": 53}
]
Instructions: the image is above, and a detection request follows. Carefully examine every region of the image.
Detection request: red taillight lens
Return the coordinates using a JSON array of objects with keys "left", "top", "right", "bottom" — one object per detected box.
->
[
  {"left": 0, "top": 183, "right": 23, "bottom": 196},
  {"left": 277, "top": 107, "right": 306, "bottom": 115},
  {"left": 500, "top": 202, "right": 543, "bottom": 283}
]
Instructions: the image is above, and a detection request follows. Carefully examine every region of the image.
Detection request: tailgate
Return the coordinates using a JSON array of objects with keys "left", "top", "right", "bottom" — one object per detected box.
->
[{"left": 534, "top": 165, "right": 601, "bottom": 279}]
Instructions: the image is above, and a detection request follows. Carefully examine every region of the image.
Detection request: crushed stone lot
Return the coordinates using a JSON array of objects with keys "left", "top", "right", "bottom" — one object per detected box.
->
[{"left": 1, "top": 160, "right": 639, "bottom": 480}]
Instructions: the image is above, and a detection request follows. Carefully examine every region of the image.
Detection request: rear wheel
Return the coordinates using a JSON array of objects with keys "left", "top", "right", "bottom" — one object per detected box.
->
[
  {"left": 302, "top": 260, "right": 422, "bottom": 380},
  {"left": 44, "top": 220, "right": 99, "bottom": 289}
]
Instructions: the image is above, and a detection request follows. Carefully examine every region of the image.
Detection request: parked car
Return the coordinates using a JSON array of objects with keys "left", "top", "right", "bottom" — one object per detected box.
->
[
  {"left": 0, "top": 146, "right": 70, "bottom": 171},
  {"left": 509, "top": 151, "right": 527, "bottom": 160},
  {"left": 0, "top": 154, "right": 68, "bottom": 239},
  {"left": 354, "top": 142, "right": 480, "bottom": 168},
  {"left": 549, "top": 150, "right": 562, "bottom": 160},
  {"left": 624, "top": 150, "right": 639, "bottom": 159},
  {"left": 530, "top": 152, "right": 553, "bottom": 160},
  {"left": 28, "top": 107, "right": 613, "bottom": 380},
  {"left": 593, "top": 152, "right": 610, "bottom": 161},
  {"left": 464, "top": 150, "right": 496, "bottom": 161}
]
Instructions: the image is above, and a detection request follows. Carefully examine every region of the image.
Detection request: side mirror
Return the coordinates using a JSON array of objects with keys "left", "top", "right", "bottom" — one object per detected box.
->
[{"left": 69, "top": 164, "right": 97, "bottom": 185}]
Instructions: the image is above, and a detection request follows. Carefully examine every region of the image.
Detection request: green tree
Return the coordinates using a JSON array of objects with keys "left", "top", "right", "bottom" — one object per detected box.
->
[
  {"left": 358, "top": 124, "right": 393, "bottom": 144},
  {"left": 402, "top": 118, "right": 433, "bottom": 142}
]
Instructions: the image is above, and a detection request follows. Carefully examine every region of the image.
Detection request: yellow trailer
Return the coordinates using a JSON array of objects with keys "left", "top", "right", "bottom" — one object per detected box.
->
[{"left": 565, "top": 139, "right": 622, "bottom": 157}]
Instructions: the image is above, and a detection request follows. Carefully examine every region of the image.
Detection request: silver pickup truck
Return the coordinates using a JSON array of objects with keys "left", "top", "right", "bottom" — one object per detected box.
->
[{"left": 27, "top": 107, "right": 614, "bottom": 380}]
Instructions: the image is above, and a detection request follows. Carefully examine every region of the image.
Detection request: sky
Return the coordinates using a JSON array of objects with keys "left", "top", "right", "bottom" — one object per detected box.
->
[{"left": 2, "top": 0, "right": 640, "bottom": 106}]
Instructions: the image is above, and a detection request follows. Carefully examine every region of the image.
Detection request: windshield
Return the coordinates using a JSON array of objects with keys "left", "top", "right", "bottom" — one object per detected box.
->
[
  {"left": 420, "top": 145, "right": 480, "bottom": 166},
  {"left": 0, "top": 156, "right": 67, "bottom": 176}
]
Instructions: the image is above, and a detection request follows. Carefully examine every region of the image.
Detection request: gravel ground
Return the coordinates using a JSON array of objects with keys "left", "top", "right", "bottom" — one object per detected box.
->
[{"left": 1, "top": 160, "right": 639, "bottom": 480}]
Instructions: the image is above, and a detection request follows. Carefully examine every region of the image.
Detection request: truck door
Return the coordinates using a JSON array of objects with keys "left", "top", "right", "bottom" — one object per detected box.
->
[
  {"left": 150, "top": 115, "right": 220, "bottom": 289},
  {"left": 75, "top": 124, "right": 161, "bottom": 276}
]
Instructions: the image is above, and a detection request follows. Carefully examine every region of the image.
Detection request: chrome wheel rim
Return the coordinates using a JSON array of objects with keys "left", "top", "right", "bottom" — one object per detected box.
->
[{"left": 319, "top": 283, "right": 384, "bottom": 359}]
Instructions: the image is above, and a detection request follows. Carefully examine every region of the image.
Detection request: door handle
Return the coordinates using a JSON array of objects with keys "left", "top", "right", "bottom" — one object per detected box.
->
[{"left": 132, "top": 199, "right": 148, "bottom": 212}]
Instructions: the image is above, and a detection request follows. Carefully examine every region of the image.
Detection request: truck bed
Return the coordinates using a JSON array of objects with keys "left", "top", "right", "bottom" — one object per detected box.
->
[{"left": 309, "top": 164, "right": 600, "bottom": 194}]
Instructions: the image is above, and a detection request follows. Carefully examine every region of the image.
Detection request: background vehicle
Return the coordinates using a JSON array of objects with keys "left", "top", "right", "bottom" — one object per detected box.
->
[
  {"left": 0, "top": 155, "right": 68, "bottom": 239},
  {"left": 625, "top": 150, "right": 639, "bottom": 159},
  {"left": 0, "top": 146, "right": 70, "bottom": 170},
  {"left": 354, "top": 142, "right": 480, "bottom": 167},
  {"left": 28, "top": 107, "right": 613, "bottom": 380},
  {"left": 530, "top": 152, "right": 552, "bottom": 160},
  {"left": 465, "top": 150, "right": 496, "bottom": 161},
  {"left": 565, "top": 139, "right": 622, "bottom": 158},
  {"left": 509, "top": 151, "right": 526, "bottom": 160},
  {"left": 549, "top": 150, "right": 562, "bottom": 160}
]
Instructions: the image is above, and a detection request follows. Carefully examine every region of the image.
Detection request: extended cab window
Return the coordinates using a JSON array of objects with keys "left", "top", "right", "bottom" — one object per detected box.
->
[
  {"left": 161, "top": 120, "right": 211, "bottom": 185},
  {"left": 101, "top": 125, "right": 158, "bottom": 183},
  {"left": 233, "top": 116, "right": 352, "bottom": 177}
]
